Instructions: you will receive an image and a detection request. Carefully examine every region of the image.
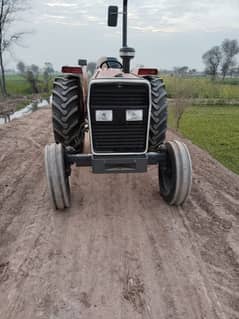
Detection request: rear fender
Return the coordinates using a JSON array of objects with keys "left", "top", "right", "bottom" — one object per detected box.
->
[
  {"left": 61, "top": 65, "right": 88, "bottom": 108},
  {"left": 132, "top": 68, "right": 158, "bottom": 77}
]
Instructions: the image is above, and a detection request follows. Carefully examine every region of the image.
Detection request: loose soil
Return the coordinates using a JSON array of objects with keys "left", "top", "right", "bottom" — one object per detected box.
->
[{"left": 0, "top": 108, "right": 239, "bottom": 319}]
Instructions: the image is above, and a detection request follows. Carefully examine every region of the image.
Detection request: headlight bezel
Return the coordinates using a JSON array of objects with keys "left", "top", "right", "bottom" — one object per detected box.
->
[
  {"left": 126, "top": 109, "right": 143, "bottom": 122},
  {"left": 95, "top": 110, "right": 113, "bottom": 122}
]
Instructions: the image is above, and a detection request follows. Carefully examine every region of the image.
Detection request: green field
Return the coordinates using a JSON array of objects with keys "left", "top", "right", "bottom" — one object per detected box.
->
[
  {"left": 5, "top": 74, "right": 54, "bottom": 95},
  {"left": 5, "top": 75, "right": 30, "bottom": 95},
  {"left": 169, "top": 105, "right": 239, "bottom": 174},
  {"left": 6, "top": 74, "right": 239, "bottom": 100},
  {"left": 163, "top": 76, "right": 239, "bottom": 99}
]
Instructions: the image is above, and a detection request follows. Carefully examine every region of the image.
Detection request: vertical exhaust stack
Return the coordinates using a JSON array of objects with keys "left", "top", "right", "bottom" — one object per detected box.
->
[
  {"left": 120, "top": 0, "right": 135, "bottom": 73},
  {"left": 108, "top": 0, "right": 135, "bottom": 73}
]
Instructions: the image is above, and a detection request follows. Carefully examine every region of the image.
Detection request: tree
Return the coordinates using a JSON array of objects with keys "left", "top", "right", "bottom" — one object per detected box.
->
[
  {"left": 221, "top": 39, "right": 239, "bottom": 80},
  {"left": 202, "top": 46, "right": 222, "bottom": 80},
  {"left": 0, "top": 0, "right": 29, "bottom": 96},
  {"left": 17, "top": 61, "right": 40, "bottom": 93},
  {"left": 43, "top": 62, "right": 54, "bottom": 92},
  {"left": 174, "top": 66, "right": 189, "bottom": 77},
  {"left": 172, "top": 78, "right": 193, "bottom": 130},
  {"left": 188, "top": 68, "right": 197, "bottom": 75}
]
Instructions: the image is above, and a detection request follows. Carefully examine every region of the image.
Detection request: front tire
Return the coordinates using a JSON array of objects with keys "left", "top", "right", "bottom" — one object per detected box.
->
[
  {"left": 52, "top": 77, "right": 85, "bottom": 152},
  {"left": 148, "top": 77, "right": 168, "bottom": 151},
  {"left": 159, "top": 140, "right": 192, "bottom": 205},
  {"left": 45, "top": 143, "right": 71, "bottom": 210}
]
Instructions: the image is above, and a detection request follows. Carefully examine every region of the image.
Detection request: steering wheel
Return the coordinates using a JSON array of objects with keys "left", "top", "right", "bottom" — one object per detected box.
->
[{"left": 100, "top": 59, "right": 123, "bottom": 69}]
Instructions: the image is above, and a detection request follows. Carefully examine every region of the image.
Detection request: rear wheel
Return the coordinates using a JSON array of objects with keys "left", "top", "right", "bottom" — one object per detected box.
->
[
  {"left": 148, "top": 77, "right": 168, "bottom": 151},
  {"left": 52, "top": 77, "right": 85, "bottom": 152},
  {"left": 45, "top": 143, "right": 71, "bottom": 210},
  {"left": 159, "top": 140, "right": 192, "bottom": 205}
]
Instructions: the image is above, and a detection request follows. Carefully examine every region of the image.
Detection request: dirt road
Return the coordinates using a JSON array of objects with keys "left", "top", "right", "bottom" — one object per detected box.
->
[{"left": 0, "top": 108, "right": 239, "bottom": 319}]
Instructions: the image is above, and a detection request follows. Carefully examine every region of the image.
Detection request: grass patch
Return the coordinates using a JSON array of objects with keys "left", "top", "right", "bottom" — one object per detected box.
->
[
  {"left": 6, "top": 75, "right": 31, "bottom": 95},
  {"left": 15, "top": 99, "right": 32, "bottom": 111},
  {"left": 169, "top": 105, "right": 239, "bottom": 174}
]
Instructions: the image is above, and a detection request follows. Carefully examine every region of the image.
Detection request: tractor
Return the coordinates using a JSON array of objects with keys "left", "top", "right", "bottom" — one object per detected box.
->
[{"left": 45, "top": 0, "right": 192, "bottom": 210}]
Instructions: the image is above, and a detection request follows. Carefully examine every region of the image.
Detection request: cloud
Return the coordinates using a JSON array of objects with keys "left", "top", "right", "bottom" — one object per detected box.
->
[
  {"left": 41, "top": 0, "right": 239, "bottom": 34},
  {"left": 45, "top": 2, "right": 78, "bottom": 7},
  {"left": 129, "top": 0, "right": 239, "bottom": 33},
  {"left": 10, "top": 0, "right": 239, "bottom": 72},
  {"left": 43, "top": 14, "right": 66, "bottom": 19}
]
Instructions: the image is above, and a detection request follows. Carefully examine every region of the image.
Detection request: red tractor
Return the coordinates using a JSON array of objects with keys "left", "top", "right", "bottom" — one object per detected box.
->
[{"left": 45, "top": 0, "right": 192, "bottom": 210}]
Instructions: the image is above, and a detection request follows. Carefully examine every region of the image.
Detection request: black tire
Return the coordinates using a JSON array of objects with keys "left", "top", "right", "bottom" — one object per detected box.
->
[
  {"left": 45, "top": 143, "right": 71, "bottom": 210},
  {"left": 159, "top": 140, "right": 192, "bottom": 205},
  {"left": 52, "top": 77, "right": 85, "bottom": 152},
  {"left": 148, "top": 77, "right": 168, "bottom": 151}
]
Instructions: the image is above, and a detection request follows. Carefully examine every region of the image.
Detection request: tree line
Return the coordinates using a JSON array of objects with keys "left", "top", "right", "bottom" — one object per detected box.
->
[{"left": 202, "top": 39, "right": 239, "bottom": 80}]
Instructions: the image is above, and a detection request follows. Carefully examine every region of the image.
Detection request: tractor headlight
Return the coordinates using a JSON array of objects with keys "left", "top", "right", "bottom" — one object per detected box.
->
[
  {"left": 96, "top": 110, "right": 113, "bottom": 121},
  {"left": 126, "top": 109, "right": 143, "bottom": 121}
]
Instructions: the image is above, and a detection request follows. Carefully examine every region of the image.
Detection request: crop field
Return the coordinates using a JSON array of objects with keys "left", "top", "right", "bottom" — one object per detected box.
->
[
  {"left": 5, "top": 74, "right": 239, "bottom": 100},
  {"left": 164, "top": 76, "right": 239, "bottom": 99},
  {"left": 5, "top": 74, "right": 54, "bottom": 95},
  {"left": 169, "top": 105, "right": 239, "bottom": 174},
  {"left": 5, "top": 74, "right": 30, "bottom": 95}
]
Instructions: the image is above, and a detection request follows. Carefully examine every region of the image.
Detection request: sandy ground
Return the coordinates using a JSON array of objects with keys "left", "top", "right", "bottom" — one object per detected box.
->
[{"left": 0, "top": 108, "right": 239, "bottom": 319}]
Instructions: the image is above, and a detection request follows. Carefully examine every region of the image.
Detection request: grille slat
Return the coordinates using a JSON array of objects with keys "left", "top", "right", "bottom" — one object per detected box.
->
[{"left": 90, "top": 81, "right": 149, "bottom": 153}]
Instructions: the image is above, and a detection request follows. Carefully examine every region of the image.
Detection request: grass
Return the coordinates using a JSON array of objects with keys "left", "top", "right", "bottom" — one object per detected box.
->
[
  {"left": 1, "top": 74, "right": 52, "bottom": 111},
  {"left": 169, "top": 105, "right": 239, "bottom": 174},
  {"left": 6, "top": 74, "right": 31, "bottom": 95},
  {"left": 5, "top": 74, "right": 54, "bottom": 96},
  {"left": 163, "top": 76, "right": 239, "bottom": 99},
  {"left": 15, "top": 99, "right": 33, "bottom": 111}
]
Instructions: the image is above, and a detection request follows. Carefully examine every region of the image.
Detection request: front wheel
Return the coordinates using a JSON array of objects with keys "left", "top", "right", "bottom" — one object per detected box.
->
[
  {"left": 159, "top": 140, "right": 192, "bottom": 205},
  {"left": 45, "top": 143, "right": 71, "bottom": 210}
]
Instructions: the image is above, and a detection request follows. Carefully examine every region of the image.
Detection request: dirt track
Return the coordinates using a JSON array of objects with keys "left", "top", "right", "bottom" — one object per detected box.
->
[{"left": 0, "top": 108, "right": 239, "bottom": 319}]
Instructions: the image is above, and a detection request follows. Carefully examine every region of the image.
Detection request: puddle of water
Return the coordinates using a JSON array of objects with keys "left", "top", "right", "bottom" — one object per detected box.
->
[{"left": 0, "top": 99, "right": 50, "bottom": 125}]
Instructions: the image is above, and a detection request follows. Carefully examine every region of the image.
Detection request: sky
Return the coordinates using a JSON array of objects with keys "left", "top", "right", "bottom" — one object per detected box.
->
[{"left": 7, "top": 0, "right": 239, "bottom": 71}]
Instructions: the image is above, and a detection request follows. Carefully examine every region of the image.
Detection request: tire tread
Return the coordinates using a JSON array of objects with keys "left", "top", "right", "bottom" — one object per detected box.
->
[
  {"left": 52, "top": 77, "right": 84, "bottom": 151},
  {"left": 148, "top": 77, "right": 168, "bottom": 151}
]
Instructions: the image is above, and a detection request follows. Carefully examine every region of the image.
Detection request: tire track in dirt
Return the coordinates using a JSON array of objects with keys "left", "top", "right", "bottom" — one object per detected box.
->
[
  {"left": 0, "top": 109, "right": 52, "bottom": 238},
  {"left": 170, "top": 132, "right": 239, "bottom": 319},
  {"left": 0, "top": 108, "right": 239, "bottom": 319}
]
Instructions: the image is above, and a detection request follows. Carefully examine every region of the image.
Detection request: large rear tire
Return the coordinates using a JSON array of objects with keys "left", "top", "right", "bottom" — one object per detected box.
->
[
  {"left": 159, "top": 140, "right": 192, "bottom": 205},
  {"left": 45, "top": 143, "right": 71, "bottom": 210},
  {"left": 148, "top": 77, "right": 168, "bottom": 151},
  {"left": 52, "top": 77, "right": 85, "bottom": 152}
]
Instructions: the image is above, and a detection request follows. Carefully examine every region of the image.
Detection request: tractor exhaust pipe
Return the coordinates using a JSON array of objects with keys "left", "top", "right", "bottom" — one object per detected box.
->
[
  {"left": 122, "top": 0, "right": 128, "bottom": 47},
  {"left": 120, "top": 0, "right": 135, "bottom": 73},
  {"left": 108, "top": 0, "right": 135, "bottom": 73}
]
